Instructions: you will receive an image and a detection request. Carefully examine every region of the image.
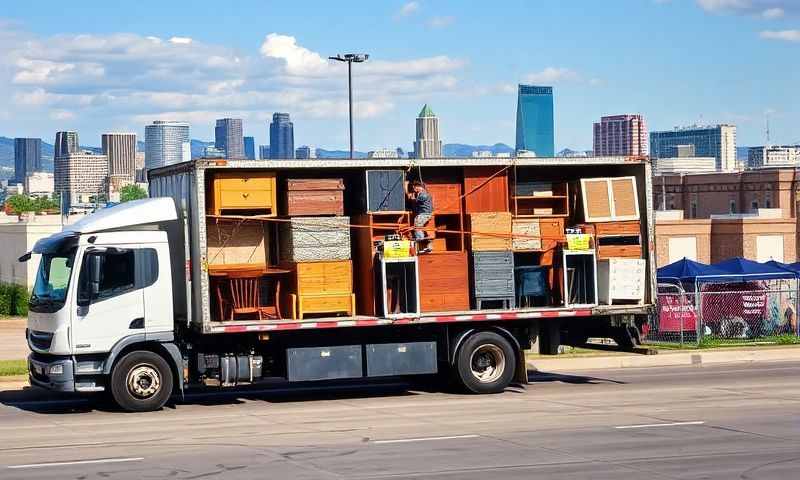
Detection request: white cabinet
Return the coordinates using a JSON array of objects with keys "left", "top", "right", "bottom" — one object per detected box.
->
[{"left": 597, "top": 258, "right": 645, "bottom": 305}]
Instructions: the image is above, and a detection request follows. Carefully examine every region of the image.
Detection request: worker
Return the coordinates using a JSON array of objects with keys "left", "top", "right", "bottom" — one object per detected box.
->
[{"left": 407, "top": 179, "right": 434, "bottom": 254}]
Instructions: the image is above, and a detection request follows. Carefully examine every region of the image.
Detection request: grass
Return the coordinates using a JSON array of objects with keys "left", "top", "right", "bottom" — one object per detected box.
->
[
  {"left": 0, "top": 359, "right": 27, "bottom": 377},
  {"left": 646, "top": 334, "right": 800, "bottom": 350}
]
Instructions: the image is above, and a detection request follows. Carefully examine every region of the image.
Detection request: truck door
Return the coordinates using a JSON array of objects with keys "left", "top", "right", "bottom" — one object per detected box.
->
[{"left": 72, "top": 247, "right": 149, "bottom": 354}]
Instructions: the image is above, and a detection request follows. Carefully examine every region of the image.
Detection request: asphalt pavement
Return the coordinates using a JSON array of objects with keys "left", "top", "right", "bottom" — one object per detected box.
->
[{"left": 0, "top": 362, "right": 798, "bottom": 479}]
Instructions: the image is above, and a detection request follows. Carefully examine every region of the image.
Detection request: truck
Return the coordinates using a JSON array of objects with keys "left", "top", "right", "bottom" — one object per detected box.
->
[{"left": 23, "top": 156, "right": 656, "bottom": 412}]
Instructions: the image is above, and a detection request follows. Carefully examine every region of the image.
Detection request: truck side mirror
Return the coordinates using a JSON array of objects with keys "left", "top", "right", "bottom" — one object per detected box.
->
[{"left": 78, "top": 254, "right": 103, "bottom": 306}]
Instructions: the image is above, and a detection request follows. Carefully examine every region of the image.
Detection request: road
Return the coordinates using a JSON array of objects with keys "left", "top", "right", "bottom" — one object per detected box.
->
[{"left": 0, "top": 362, "right": 798, "bottom": 479}]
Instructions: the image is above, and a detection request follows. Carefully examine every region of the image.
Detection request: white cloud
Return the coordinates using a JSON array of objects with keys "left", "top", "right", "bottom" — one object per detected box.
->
[
  {"left": 524, "top": 67, "right": 581, "bottom": 84},
  {"left": 260, "top": 33, "right": 329, "bottom": 76},
  {"left": 398, "top": 2, "right": 420, "bottom": 17},
  {"left": 696, "top": 0, "right": 797, "bottom": 17},
  {"left": 428, "top": 16, "right": 455, "bottom": 28},
  {"left": 762, "top": 7, "right": 785, "bottom": 18},
  {"left": 49, "top": 110, "right": 75, "bottom": 120},
  {"left": 760, "top": 29, "right": 800, "bottom": 41},
  {"left": 168, "top": 36, "right": 193, "bottom": 45}
]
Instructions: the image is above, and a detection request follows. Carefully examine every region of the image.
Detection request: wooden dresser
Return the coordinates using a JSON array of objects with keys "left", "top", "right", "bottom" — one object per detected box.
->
[
  {"left": 418, "top": 252, "right": 470, "bottom": 313},
  {"left": 208, "top": 171, "right": 277, "bottom": 216},
  {"left": 290, "top": 260, "right": 356, "bottom": 319}
]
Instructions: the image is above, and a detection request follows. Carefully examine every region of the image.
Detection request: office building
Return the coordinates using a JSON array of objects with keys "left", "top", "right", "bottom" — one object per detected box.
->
[
  {"left": 102, "top": 133, "right": 137, "bottom": 179},
  {"left": 14, "top": 138, "right": 42, "bottom": 183},
  {"left": 650, "top": 124, "right": 737, "bottom": 171},
  {"left": 295, "top": 145, "right": 316, "bottom": 159},
  {"left": 25, "top": 172, "right": 55, "bottom": 196},
  {"left": 54, "top": 131, "right": 79, "bottom": 159},
  {"left": 144, "top": 121, "right": 190, "bottom": 171},
  {"left": 748, "top": 145, "right": 800, "bottom": 168},
  {"left": 259, "top": 145, "right": 270, "bottom": 160},
  {"left": 54, "top": 151, "right": 108, "bottom": 197},
  {"left": 593, "top": 114, "right": 647, "bottom": 156},
  {"left": 413, "top": 104, "right": 443, "bottom": 159},
  {"left": 214, "top": 118, "right": 244, "bottom": 159},
  {"left": 203, "top": 146, "right": 226, "bottom": 158},
  {"left": 367, "top": 148, "right": 399, "bottom": 159},
  {"left": 269, "top": 113, "right": 294, "bottom": 159},
  {"left": 515, "top": 85, "right": 554, "bottom": 157},
  {"left": 654, "top": 156, "right": 717, "bottom": 175},
  {"left": 244, "top": 136, "right": 255, "bottom": 160}
]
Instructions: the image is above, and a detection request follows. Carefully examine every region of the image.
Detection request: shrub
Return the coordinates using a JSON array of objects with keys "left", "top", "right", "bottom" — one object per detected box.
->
[
  {"left": 0, "top": 284, "right": 13, "bottom": 316},
  {"left": 12, "top": 285, "right": 29, "bottom": 316}
]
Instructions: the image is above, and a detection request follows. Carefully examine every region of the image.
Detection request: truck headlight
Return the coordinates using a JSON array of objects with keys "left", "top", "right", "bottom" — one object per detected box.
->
[{"left": 48, "top": 364, "right": 64, "bottom": 376}]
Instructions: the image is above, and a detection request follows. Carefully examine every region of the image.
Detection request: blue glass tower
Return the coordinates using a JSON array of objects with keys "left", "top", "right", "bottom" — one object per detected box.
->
[
  {"left": 243, "top": 136, "right": 255, "bottom": 160},
  {"left": 269, "top": 113, "right": 295, "bottom": 159},
  {"left": 515, "top": 85, "right": 554, "bottom": 157}
]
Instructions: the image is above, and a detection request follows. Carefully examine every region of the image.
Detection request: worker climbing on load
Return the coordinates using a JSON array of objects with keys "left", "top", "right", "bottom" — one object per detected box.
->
[{"left": 407, "top": 179, "right": 434, "bottom": 254}]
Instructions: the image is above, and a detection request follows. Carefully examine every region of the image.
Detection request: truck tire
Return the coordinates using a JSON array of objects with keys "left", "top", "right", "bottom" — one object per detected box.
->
[
  {"left": 110, "top": 350, "right": 173, "bottom": 412},
  {"left": 454, "top": 331, "right": 515, "bottom": 394}
]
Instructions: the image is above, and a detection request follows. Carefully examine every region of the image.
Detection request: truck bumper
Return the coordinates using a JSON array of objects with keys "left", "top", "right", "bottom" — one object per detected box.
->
[{"left": 28, "top": 353, "right": 76, "bottom": 393}]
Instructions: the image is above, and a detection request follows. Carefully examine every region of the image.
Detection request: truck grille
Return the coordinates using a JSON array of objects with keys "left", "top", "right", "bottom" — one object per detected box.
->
[{"left": 28, "top": 330, "right": 53, "bottom": 351}]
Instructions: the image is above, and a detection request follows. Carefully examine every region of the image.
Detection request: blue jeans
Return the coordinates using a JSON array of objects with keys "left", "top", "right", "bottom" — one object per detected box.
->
[{"left": 414, "top": 214, "right": 432, "bottom": 240}]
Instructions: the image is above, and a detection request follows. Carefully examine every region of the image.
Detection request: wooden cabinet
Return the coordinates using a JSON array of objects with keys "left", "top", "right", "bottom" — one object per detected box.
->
[
  {"left": 472, "top": 251, "right": 515, "bottom": 309},
  {"left": 208, "top": 171, "right": 277, "bottom": 216},
  {"left": 425, "top": 182, "right": 462, "bottom": 214},
  {"left": 597, "top": 258, "right": 646, "bottom": 305},
  {"left": 579, "top": 176, "right": 639, "bottom": 222},
  {"left": 512, "top": 182, "right": 569, "bottom": 218},
  {"left": 512, "top": 218, "right": 541, "bottom": 251},
  {"left": 285, "top": 178, "right": 344, "bottom": 216},
  {"left": 463, "top": 166, "right": 510, "bottom": 213},
  {"left": 579, "top": 221, "right": 642, "bottom": 260},
  {"left": 469, "top": 212, "right": 512, "bottom": 251},
  {"left": 418, "top": 252, "right": 470, "bottom": 312},
  {"left": 279, "top": 216, "right": 351, "bottom": 263},
  {"left": 290, "top": 260, "right": 355, "bottom": 319}
]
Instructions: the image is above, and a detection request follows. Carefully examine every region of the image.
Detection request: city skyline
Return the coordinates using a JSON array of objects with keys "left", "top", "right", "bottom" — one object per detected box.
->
[{"left": 0, "top": 1, "right": 797, "bottom": 151}]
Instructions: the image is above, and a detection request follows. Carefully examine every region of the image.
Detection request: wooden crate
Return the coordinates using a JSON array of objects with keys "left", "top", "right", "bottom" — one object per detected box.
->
[
  {"left": 208, "top": 171, "right": 277, "bottom": 216},
  {"left": 285, "top": 178, "right": 344, "bottom": 216},
  {"left": 206, "top": 220, "right": 268, "bottom": 266},
  {"left": 463, "top": 166, "right": 510, "bottom": 213},
  {"left": 469, "top": 212, "right": 512, "bottom": 251},
  {"left": 279, "top": 216, "right": 351, "bottom": 263},
  {"left": 418, "top": 252, "right": 470, "bottom": 312},
  {"left": 512, "top": 218, "right": 542, "bottom": 251},
  {"left": 290, "top": 260, "right": 355, "bottom": 319}
]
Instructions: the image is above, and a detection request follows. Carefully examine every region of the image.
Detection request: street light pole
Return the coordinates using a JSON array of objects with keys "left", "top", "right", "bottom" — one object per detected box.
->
[{"left": 329, "top": 53, "right": 369, "bottom": 159}]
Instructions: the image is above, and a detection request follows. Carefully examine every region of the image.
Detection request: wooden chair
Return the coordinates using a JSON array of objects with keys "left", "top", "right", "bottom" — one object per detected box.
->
[{"left": 218, "top": 272, "right": 282, "bottom": 320}]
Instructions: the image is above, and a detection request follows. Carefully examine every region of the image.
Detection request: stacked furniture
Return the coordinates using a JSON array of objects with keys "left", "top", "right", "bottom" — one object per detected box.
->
[
  {"left": 469, "top": 212, "right": 515, "bottom": 309},
  {"left": 597, "top": 258, "right": 646, "bottom": 305},
  {"left": 208, "top": 171, "right": 277, "bottom": 216},
  {"left": 281, "top": 178, "right": 354, "bottom": 319}
]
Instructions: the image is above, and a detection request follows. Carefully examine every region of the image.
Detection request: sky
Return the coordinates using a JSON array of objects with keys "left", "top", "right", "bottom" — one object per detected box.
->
[{"left": 0, "top": 0, "right": 798, "bottom": 152}]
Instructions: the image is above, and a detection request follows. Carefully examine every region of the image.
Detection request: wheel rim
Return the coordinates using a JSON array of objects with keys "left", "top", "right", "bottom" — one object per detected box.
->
[
  {"left": 469, "top": 344, "right": 506, "bottom": 383},
  {"left": 126, "top": 363, "right": 161, "bottom": 399}
]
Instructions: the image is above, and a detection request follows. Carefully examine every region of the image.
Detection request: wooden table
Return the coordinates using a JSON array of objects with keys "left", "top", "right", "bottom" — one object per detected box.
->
[{"left": 208, "top": 264, "right": 290, "bottom": 320}]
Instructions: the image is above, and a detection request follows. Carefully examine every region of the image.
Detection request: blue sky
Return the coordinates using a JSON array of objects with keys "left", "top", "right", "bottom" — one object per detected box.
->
[{"left": 0, "top": 0, "right": 798, "bottom": 151}]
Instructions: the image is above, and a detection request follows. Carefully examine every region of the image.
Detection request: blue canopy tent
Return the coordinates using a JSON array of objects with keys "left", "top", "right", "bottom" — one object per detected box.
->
[
  {"left": 765, "top": 260, "right": 800, "bottom": 276},
  {"left": 657, "top": 258, "right": 726, "bottom": 284},
  {"left": 709, "top": 257, "right": 798, "bottom": 282}
]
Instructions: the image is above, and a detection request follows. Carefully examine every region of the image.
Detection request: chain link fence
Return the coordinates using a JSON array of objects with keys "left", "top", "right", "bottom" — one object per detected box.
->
[{"left": 648, "top": 281, "right": 799, "bottom": 346}]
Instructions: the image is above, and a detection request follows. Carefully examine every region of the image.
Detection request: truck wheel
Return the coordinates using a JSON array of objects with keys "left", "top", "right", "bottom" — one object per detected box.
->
[
  {"left": 111, "top": 351, "right": 173, "bottom": 412},
  {"left": 455, "top": 331, "right": 515, "bottom": 394}
]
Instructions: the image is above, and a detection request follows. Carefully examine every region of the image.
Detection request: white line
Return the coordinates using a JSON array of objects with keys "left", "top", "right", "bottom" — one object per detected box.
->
[
  {"left": 8, "top": 457, "right": 144, "bottom": 469},
  {"left": 373, "top": 434, "right": 479, "bottom": 444},
  {"left": 615, "top": 421, "right": 705, "bottom": 430}
]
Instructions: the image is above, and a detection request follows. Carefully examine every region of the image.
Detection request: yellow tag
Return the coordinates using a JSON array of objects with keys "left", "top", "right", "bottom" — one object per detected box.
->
[
  {"left": 384, "top": 240, "right": 413, "bottom": 258},
  {"left": 566, "top": 234, "right": 591, "bottom": 251}
]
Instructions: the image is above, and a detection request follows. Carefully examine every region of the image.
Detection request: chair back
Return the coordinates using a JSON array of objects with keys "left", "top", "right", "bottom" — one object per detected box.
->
[{"left": 228, "top": 273, "right": 260, "bottom": 310}]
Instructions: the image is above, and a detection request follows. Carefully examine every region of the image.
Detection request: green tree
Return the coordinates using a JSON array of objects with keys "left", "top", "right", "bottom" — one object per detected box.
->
[
  {"left": 4, "top": 194, "right": 35, "bottom": 214},
  {"left": 119, "top": 184, "right": 148, "bottom": 203}
]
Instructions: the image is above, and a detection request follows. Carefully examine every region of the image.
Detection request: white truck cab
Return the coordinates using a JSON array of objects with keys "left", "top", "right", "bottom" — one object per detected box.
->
[{"left": 24, "top": 198, "right": 182, "bottom": 409}]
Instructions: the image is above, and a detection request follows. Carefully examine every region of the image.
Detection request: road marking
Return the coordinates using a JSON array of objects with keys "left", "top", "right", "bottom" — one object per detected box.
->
[
  {"left": 7, "top": 457, "right": 144, "bottom": 469},
  {"left": 615, "top": 421, "right": 705, "bottom": 430},
  {"left": 373, "top": 434, "right": 479, "bottom": 444}
]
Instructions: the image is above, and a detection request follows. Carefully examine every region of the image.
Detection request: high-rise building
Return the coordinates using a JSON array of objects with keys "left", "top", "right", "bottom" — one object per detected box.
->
[
  {"left": 102, "top": 133, "right": 137, "bottom": 180},
  {"left": 269, "top": 113, "right": 294, "bottom": 159},
  {"left": 368, "top": 148, "right": 400, "bottom": 159},
  {"left": 214, "top": 118, "right": 244, "bottom": 159},
  {"left": 413, "top": 104, "right": 442, "bottom": 159},
  {"left": 54, "top": 151, "right": 108, "bottom": 197},
  {"left": 748, "top": 145, "right": 800, "bottom": 168},
  {"left": 650, "top": 124, "right": 737, "bottom": 171},
  {"left": 14, "top": 138, "right": 42, "bottom": 183},
  {"left": 25, "top": 172, "right": 55, "bottom": 196},
  {"left": 144, "top": 121, "right": 190, "bottom": 172},
  {"left": 243, "top": 136, "right": 255, "bottom": 160},
  {"left": 295, "top": 145, "right": 316, "bottom": 159},
  {"left": 54, "top": 131, "right": 79, "bottom": 159},
  {"left": 259, "top": 145, "right": 270, "bottom": 160},
  {"left": 203, "top": 146, "right": 226, "bottom": 158},
  {"left": 515, "top": 85, "right": 554, "bottom": 157},
  {"left": 593, "top": 114, "right": 648, "bottom": 156}
]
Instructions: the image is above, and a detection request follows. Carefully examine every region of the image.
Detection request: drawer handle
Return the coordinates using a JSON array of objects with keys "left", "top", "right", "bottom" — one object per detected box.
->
[{"left": 242, "top": 192, "right": 250, "bottom": 199}]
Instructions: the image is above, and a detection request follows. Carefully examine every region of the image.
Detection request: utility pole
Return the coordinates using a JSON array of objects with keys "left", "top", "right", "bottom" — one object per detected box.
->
[{"left": 328, "top": 53, "right": 369, "bottom": 159}]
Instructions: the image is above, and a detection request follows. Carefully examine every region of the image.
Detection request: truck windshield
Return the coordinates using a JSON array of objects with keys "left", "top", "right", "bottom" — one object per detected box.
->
[{"left": 30, "top": 248, "right": 76, "bottom": 313}]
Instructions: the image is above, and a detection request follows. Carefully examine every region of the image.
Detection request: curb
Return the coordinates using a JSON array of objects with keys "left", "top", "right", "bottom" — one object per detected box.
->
[{"left": 527, "top": 346, "right": 800, "bottom": 372}]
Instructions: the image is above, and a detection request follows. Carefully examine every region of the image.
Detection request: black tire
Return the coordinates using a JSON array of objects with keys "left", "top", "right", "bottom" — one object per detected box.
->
[
  {"left": 454, "top": 331, "right": 516, "bottom": 394},
  {"left": 110, "top": 350, "right": 173, "bottom": 412}
]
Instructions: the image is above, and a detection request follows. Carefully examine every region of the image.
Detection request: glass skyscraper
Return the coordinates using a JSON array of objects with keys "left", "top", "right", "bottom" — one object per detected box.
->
[
  {"left": 243, "top": 136, "right": 255, "bottom": 160},
  {"left": 269, "top": 113, "right": 294, "bottom": 159},
  {"left": 14, "top": 137, "right": 42, "bottom": 183},
  {"left": 144, "top": 121, "right": 190, "bottom": 171},
  {"left": 650, "top": 124, "right": 737, "bottom": 171},
  {"left": 515, "top": 85, "right": 554, "bottom": 157},
  {"left": 214, "top": 118, "right": 244, "bottom": 159}
]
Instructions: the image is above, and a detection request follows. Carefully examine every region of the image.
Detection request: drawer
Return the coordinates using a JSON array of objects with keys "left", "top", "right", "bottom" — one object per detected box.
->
[
  {"left": 474, "top": 278, "right": 514, "bottom": 296},
  {"left": 425, "top": 183, "right": 462, "bottom": 214},
  {"left": 420, "top": 292, "right": 470, "bottom": 312},
  {"left": 538, "top": 218, "right": 565, "bottom": 239},
  {"left": 286, "top": 190, "right": 344, "bottom": 216},
  {"left": 471, "top": 237, "right": 512, "bottom": 251},
  {"left": 217, "top": 173, "right": 275, "bottom": 192},
  {"left": 596, "top": 221, "right": 640, "bottom": 237},
  {"left": 299, "top": 294, "right": 353, "bottom": 314},
  {"left": 219, "top": 189, "right": 272, "bottom": 208},
  {"left": 296, "top": 261, "right": 352, "bottom": 294},
  {"left": 597, "top": 244, "right": 642, "bottom": 259},
  {"left": 473, "top": 251, "right": 514, "bottom": 267},
  {"left": 512, "top": 219, "right": 542, "bottom": 251},
  {"left": 286, "top": 178, "right": 344, "bottom": 191}
]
